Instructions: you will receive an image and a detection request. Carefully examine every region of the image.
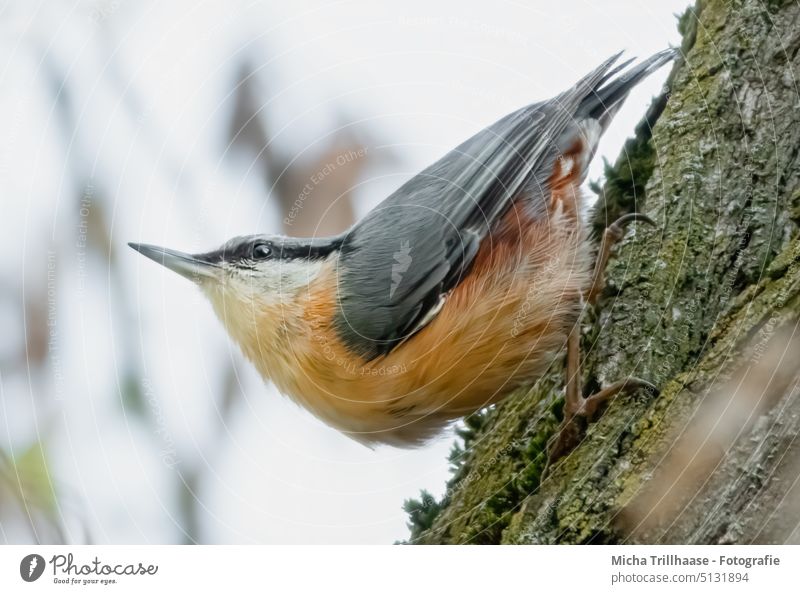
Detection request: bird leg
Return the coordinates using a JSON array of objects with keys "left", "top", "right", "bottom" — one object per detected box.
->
[
  {"left": 586, "top": 213, "right": 655, "bottom": 304},
  {"left": 546, "top": 213, "right": 658, "bottom": 469}
]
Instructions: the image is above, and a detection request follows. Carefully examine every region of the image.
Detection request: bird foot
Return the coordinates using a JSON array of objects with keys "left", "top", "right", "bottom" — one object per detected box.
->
[
  {"left": 586, "top": 212, "right": 656, "bottom": 304},
  {"left": 540, "top": 212, "right": 659, "bottom": 477},
  {"left": 544, "top": 378, "right": 658, "bottom": 474}
]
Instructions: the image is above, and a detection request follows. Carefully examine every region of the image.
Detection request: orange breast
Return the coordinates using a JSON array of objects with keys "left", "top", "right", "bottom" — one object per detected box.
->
[{"left": 273, "top": 188, "right": 593, "bottom": 447}]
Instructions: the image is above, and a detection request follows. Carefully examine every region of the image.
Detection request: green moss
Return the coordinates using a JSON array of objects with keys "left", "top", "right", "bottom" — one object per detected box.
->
[
  {"left": 402, "top": 490, "right": 443, "bottom": 541},
  {"left": 589, "top": 134, "right": 657, "bottom": 238},
  {"left": 677, "top": 2, "right": 702, "bottom": 39},
  {"left": 401, "top": 411, "right": 490, "bottom": 541},
  {"left": 403, "top": 381, "right": 563, "bottom": 544},
  {"left": 454, "top": 404, "right": 558, "bottom": 543}
]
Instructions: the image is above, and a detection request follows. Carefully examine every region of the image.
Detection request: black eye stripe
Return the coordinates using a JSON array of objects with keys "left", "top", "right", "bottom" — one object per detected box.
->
[{"left": 216, "top": 235, "right": 343, "bottom": 266}]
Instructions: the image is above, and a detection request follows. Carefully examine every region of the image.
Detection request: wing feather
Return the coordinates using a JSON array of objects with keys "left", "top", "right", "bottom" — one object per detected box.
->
[{"left": 334, "top": 51, "right": 673, "bottom": 359}]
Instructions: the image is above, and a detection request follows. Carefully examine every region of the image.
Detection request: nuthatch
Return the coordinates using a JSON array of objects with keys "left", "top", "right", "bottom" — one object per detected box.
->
[{"left": 131, "top": 50, "right": 674, "bottom": 462}]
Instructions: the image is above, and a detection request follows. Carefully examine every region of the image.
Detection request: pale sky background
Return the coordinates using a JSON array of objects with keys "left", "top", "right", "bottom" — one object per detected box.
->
[{"left": 1, "top": 0, "right": 688, "bottom": 543}]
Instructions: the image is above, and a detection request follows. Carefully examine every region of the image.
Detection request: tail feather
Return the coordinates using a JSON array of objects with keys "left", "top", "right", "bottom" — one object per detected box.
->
[
  {"left": 579, "top": 48, "right": 678, "bottom": 127},
  {"left": 546, "top": 49, "right": 678, "bottom": 189},
  {"left": 594, "top": 56, "right": 637, "bottom": 89}
]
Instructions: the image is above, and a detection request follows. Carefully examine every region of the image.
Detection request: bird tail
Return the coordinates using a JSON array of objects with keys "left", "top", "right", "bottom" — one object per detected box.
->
[{"left": 578, "top": 48, "right": 678, "bottom": 130}]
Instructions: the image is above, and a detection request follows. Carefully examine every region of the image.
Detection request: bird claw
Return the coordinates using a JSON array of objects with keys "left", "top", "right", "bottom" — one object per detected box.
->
[
  {"left": 608, "top": 212, "right": 657, "bottom": 232},
  {"left": 587, "top": 212, "right": 656, "bottom": 304},
  {"left": 544, "top": 378, "right": 658, "bottom": 475},
  {"left": 541, "top": 211, "right": 659, "bottom": 478}
]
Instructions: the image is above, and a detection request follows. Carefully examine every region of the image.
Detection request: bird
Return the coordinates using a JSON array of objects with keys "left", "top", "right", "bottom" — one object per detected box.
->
[{"left": 130, "top": 49, "right": 675, "bottom": 462}]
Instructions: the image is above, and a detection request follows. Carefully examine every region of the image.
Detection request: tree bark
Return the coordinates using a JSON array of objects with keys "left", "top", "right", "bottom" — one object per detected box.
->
[{"left": 407, "top": 0, "right": 800, "bottom": 545}]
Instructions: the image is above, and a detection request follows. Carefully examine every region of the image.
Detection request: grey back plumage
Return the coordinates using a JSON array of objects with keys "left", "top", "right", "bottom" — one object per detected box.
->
[{"left": 334, "top": 49, "right": 676, "bottom": 360}]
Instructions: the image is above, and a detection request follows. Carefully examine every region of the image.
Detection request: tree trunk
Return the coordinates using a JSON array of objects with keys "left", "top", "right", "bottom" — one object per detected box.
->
[{"left": 407, "top": 0, "right": 800, "bottom": 545}]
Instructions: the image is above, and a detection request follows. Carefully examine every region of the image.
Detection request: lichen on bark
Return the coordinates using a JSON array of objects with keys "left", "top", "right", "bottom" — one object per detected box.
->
[{"left": 404, "top": 0, "right": 800, "bottom": 545}]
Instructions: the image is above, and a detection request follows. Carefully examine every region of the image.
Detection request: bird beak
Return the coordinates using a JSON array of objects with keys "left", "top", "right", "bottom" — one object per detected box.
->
[{"left": 128, "top": 243, "right": 221, "bottom": 282}]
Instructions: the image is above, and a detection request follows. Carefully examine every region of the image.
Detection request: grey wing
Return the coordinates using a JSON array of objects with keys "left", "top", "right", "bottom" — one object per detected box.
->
[{"left": 333, "top": 50, "right": 675, "bottom": 360}]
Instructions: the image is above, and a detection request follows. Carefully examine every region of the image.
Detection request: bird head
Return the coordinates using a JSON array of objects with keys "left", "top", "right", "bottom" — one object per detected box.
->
[
  {"left": 130, "top": 235, "right": 301, "bottom": 300},
  {"left": 129, "top": 235, "right": 339, "bottom": 360}
]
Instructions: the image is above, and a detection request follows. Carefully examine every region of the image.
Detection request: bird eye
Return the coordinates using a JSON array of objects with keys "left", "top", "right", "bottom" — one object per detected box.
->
[{"left": 252, "top": 243, "right": 272, "bottom": 259}]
